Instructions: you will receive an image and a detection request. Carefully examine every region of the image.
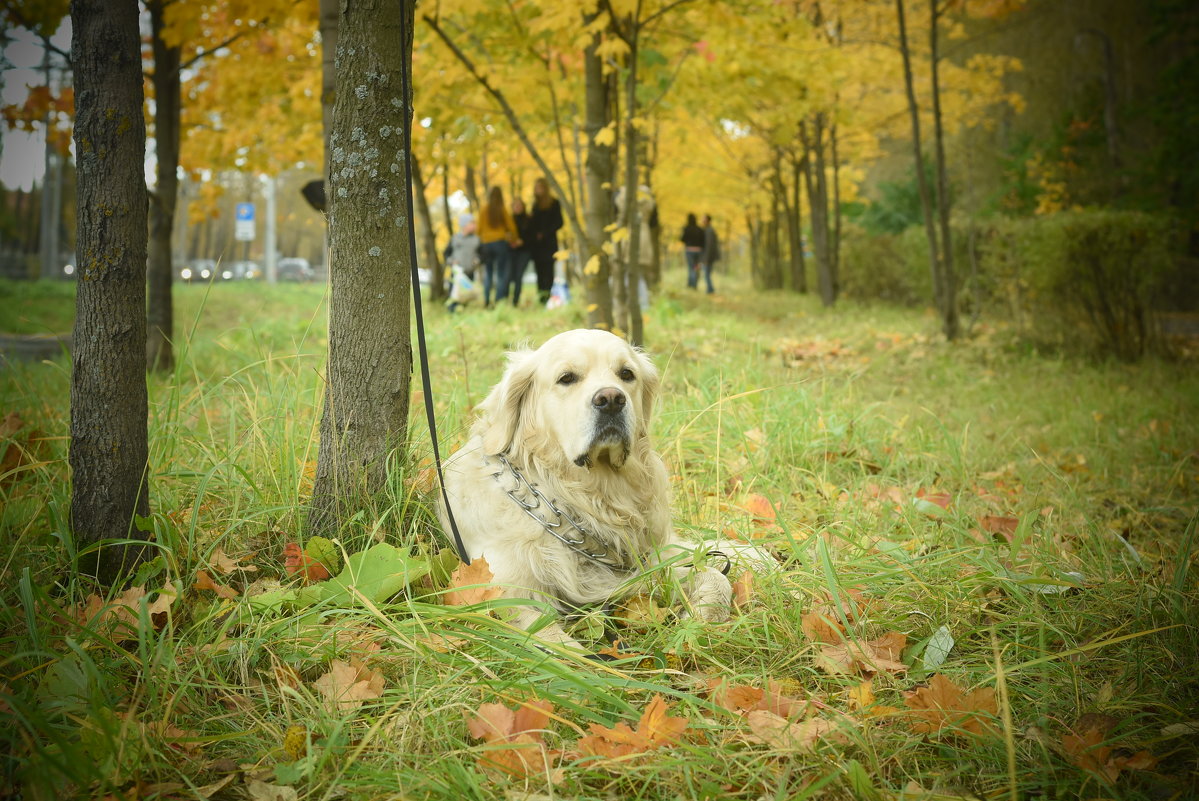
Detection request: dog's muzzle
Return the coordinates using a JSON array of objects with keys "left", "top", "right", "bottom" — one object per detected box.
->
[{"left": 575, "top": 387, "right": 632, "bottom": 468}]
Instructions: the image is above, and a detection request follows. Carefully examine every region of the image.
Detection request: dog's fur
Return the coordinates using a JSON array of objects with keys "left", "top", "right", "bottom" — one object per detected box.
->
[{"left": 438, "top": 329, "right": 733, "bottom": 648}]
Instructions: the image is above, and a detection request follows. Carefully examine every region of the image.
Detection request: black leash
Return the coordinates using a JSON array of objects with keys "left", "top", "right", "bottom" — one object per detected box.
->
[{"left": 398, "top": 11, "right": 470, "bottom": 566}]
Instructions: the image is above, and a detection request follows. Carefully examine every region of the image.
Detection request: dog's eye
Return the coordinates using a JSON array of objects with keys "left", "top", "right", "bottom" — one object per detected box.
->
[
  {"left": 557, "top": 371, "right": 578, "bottom": 386},
  {"left": 618, "top": 367, "right": 636, "bottom": 382}
]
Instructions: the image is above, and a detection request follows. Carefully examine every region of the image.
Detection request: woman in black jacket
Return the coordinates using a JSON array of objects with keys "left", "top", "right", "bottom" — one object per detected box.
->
[
  {"left": 527, "top": 178, "right": 565, "bottom": 304},
  {"left": 508, "top": 198, "right": 534, "bottom": 306}
]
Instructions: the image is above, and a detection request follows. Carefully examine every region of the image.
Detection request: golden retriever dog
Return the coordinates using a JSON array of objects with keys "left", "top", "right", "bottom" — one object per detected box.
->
[{"left": 438, "top": 328, "right": 739, "bottom": 649}]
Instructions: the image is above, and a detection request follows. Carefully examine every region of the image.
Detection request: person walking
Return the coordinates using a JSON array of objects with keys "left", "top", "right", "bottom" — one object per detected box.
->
[
  {"left": 680, "top": 213, "right": 705, "bottom": 289},
  {"left": 699, "top": 214, "right": 720, "bottom": 294},
  {"left": 477, "top": 186, "right": 518, "bottom": 308},
  {"left": 527, "top": 177, "right": 564, "bottom": 305},
  {"left": 508, "top": 197, "right": 533, "bottom": 306},
  {"left": 443, "top": 213, "right": 481, "bottom": 312}
]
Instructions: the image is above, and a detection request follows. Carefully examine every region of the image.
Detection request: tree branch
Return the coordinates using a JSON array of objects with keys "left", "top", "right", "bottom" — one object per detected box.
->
[{"left": 422, "top": 13, "right": 591, "bottom": 252}]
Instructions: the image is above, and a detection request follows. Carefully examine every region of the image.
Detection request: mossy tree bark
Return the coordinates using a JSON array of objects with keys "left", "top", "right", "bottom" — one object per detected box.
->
[
  {"left": 69, "top": 0, "right": 151, "bottom": 585},
  {"left": 308, "top": 0, "right": 415, "bottom": 537}
]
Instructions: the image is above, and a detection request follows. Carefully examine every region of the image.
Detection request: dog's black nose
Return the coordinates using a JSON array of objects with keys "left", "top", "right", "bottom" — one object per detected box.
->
[{"left": 592, "top": 387, "right": 627, "bottom": 414}]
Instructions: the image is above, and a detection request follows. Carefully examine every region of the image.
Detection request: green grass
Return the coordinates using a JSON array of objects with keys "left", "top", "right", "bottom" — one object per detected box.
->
[{"left": 1, "top": 272, "right": 1196, "bottom": 800}]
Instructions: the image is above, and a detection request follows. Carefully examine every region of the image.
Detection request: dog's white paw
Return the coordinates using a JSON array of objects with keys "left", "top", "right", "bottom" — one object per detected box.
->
[{"left": 681, "top": 569, "right": 733, "bottom": 623}]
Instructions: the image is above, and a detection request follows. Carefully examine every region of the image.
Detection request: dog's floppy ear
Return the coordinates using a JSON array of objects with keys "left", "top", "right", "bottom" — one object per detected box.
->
[
  {"left": 633, "top": 346, "right": 660, "bottom": 433},
  {"left": 478, "top": 348, "right": 537, "bottom": 455}
]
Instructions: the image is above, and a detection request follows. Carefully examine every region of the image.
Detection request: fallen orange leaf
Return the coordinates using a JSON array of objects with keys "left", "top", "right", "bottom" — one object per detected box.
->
[
  {"left": 1061, "top": 715, "right": 1158, "bottom": 782},
  {"left": 579, "top": 694, "right": 689, "bottom": 759},
  {"left": 745, "top": 710, "right": 851, "bottom": 751},
  {"left": 283, "top": 542, "right": 330, "bottom": 582},
  {"left": 732, "top": 570, "right": 754, "bottom": 611},
  {"left": 444, "top": 556, "right": 503, "bottom": 606},
  {"left": 193, "top": 570, "right": 239, "bottom": 600},
  {"left": 903, "top": 674, "right": 996, "bottom": 737},
  {"left": 312, "top": 659, "right": 384, "bottom": 712}
]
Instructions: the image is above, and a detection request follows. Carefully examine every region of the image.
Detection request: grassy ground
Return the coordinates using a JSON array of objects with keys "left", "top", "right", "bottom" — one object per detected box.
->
[{"left": 1, "top": 272, "right": 1196, "bottom": 800}]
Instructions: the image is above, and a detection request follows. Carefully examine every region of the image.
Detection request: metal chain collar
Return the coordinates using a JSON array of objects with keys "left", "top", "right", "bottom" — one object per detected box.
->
[{"left": 487, "top": 453, "right": 636, "bottom": 573}]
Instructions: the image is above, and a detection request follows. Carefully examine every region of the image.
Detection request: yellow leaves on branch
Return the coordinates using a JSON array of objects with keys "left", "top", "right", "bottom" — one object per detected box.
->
[{"left": 591, "top": 122, "right": 617, "bottom": 148}]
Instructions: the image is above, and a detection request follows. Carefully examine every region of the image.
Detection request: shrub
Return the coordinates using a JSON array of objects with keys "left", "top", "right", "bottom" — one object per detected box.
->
[
  {"left": 979, "top": 210, "right": 1182, "bottom": 360},
  {"left": 839, "top": 225, "right": 931, "bottom": 306}
]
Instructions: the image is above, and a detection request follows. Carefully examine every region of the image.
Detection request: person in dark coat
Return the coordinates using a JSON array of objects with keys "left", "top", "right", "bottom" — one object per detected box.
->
[
  {"left": 527, "top": 177, "right": 564, "bottom": 304},
  {"left": 680, "top": 213, "right": 705, "bottom": 289},
  {"left": 508, "top": 197, "right": 534, "bottom": 306},
  {"left": 699, "top": 214, "right": 720, "bottom": 294}
]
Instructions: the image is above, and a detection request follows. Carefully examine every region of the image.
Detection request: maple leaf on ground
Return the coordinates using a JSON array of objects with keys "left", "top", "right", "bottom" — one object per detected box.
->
[
  {"left": 193, "top": 570, "right": 239, "bottom": 600},
  {"left": 915, "top": 487, "right": 953, "bottom": 510},
  {"left": 443, "top": 557, "right": 503, "bottom": 606},
  {"left": 579, "top": 694, "right": 689, "bottom": 760},
  {"left": 745, "top": 710, "right": 852, "bottom": 751},
  {"left": 0, "top": 411, "right": 45, "bottom": 487},
  {"left": 312, "top": 659, "right": 384, "bottom": 712},
  {"left": 817, "top": 633, "right": 908, "bottom": 676},
  {"left": 282, "top": 542, "right": 330, "bottom": 582},
  {"left": 978, "top": 515, "right": 1019, "bottom": 542},
  {"left": 1061, "top": 715, "right": 1158, "bottom": 782},
  {"left": 465, "top": 699, "right": 560, "bottom": 779},
  {"left": 75, "top": 583, "right": 178, "bottom": 643},
  {"left": 707, "top": 678, "right": 811, "bottom": 719},
  {"left": 210, "top": 546, "right": 258, "bottom": 575},
  {"left": 732, "top": 570, "right": 755, "bottom": 611},
  {"left": 800, "top": 588, "right": 869, "bottom": 644},
  {"left": 903, "top": 674, "right": 997, "bottom": 737}
]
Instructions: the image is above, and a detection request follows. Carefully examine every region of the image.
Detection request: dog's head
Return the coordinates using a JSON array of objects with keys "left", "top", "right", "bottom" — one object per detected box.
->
[{"left": 476, "top": 329, "right": 660, "bottom": 470}]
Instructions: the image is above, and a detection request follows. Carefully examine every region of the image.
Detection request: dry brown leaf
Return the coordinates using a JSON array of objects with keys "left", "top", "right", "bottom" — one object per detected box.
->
[
  {"left": 848, "top": 680, "right": 875, "bottom": 710},
  {"left": 210, "top": 547, "right": 258, "bottom": 575},
  {"left": 465, "top": 699, "right": 560, "bottom": 779},
  {"left": 745, "top": 710, "right": 850, "bottom": 751},
  {"left": 579, "top": 694, "right": 689, "bottom": 759},
  {"left": 0, "top": 411, "right": 45, "bottom": 487},
  {"left": 979, "top": 515, "right": 1020, "bottom": 542},
  {"left": 444, "top": 556, "right": 503, "bottom": 606},
  {"left": 801, "top": 611, "right": 845, "bottom": 644},
  {"left": 732, "top": 570, "right": 754, "bottom": 611},
  {"left": 903, "top": 674, "right": 997, "bottom": 737},
  {"left": 1062, "top": 716, "right": 1158, "bottom": 782},
  {"left": 707, "top": 678, "right": 810, "bottom": 720},
  {"left": 741, "top": 493, "right": 776, "bottom": 522},
  {"left": 615, "top": 594, "right": 669, "bottom": 630},
  {"left": 193, "top": 570, "right": 239, "bottom": 600},
  {"left": 75, "top": 583, "right": 177, "bottom": 643},
  {"left": 817, "top": 639, "right": 908, "bottom": 676},
  {"left": 312, "top": 659, "right": 384, "bottom": 712}
]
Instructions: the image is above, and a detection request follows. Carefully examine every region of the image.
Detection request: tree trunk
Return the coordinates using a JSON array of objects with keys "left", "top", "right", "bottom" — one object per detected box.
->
[
  {"left": 308, "top": 0, "right": 415, "bottom": 537},
  {"left": 463, "top": 164, "right": 479, "bottom": 212},
  {"left": 620, "top": 19, "right": 644, "bottom": 346},
  {"left": 70, "top": 0, "right": 150, "bottom": 585},
  {"left": 146, "top": 0, "right": 179, "bottom": 372},
  {"left": 830, "top": 122, "right": 842, "bottom": 295},
  {"left": 896, "top": 0, "right": 945, "bottom": 331},
  {"left": 441, "top": 159, "right": 453, "bottom": 239},
  {"left": 412, "top": 153, "right": 445, "bottom": 302},
  {"left": 790, "top": 153, "right": 807, "bottom": 293},
  {"left": 801, "top": 119, "right": 834, "bottom": 306},
  {"left": 581, "top": 13, "right": 615, "bottom": 329},
  {"left": 927, "top": 0, "right": 959, "bottom": 339},
  {"left": 766, "top": 187, "right": 782, "bottom": 290},
  {"left": 747, "top": 209, "right": 762, "bottom": 288}
]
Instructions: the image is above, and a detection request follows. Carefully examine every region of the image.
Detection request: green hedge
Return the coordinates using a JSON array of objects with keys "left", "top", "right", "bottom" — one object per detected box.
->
[{"left": 840, "top": 210, "right": 1187, "bottom": 359}]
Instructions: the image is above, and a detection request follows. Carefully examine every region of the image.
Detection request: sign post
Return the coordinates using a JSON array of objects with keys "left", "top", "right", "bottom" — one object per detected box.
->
[{"left": 235, "top": 202, "right": 255, "bottom": 242}]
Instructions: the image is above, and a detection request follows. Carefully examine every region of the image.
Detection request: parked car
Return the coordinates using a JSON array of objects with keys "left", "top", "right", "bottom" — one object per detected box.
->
[
  {"left": 277, "top": 257, "right": 314, "bottom": 282},
  {"left": 222, "top": 260, "right": 261, "bottom": 281},
  {"left": 179, "top": 259, "right": 216, "bottom": 282}
]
